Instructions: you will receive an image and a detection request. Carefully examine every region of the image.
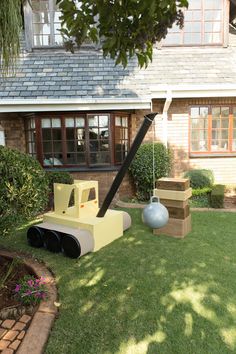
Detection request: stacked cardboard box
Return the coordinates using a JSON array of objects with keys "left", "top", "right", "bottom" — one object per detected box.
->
[{"left": 153, "top": 177, "right": 192, "bottom": 238}]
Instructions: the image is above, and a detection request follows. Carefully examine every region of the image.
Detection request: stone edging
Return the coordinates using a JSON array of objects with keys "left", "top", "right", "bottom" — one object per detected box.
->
[
  {"left": 0, "top": 250, "right": 58, "bottom": 354},
  {"left": 116, "top": 199, "right": 236, "bottom": 212}
]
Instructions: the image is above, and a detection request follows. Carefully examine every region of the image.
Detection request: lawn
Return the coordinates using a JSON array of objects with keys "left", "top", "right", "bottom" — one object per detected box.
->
[{"left": 1, "top": 209, "right": 236, "bottom": 354}]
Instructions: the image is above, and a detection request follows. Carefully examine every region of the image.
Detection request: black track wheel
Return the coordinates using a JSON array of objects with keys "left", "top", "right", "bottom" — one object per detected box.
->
[
  {"left": 43, "top": 230, "right": 62, "bottom": 253},
  {"left": 27, "top": 226, "right": 44, "bottom": 248},
  {"left": 61, "top": 234, "right": 81, "bottom": 259}
]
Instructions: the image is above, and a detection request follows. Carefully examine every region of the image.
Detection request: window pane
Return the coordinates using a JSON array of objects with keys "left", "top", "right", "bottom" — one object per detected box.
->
[
  {"left": 65, "top": 118, "right": 74, "bottom": 128},
  {"left": 67, "top": 141, "right": 75, "bottom": 152},
  {"left": 205, "top": 0, "right": 221, "bottom": 9},
  {"left": 88, "top": 116, "right": 99, "bottom": 127},
  {"left": 212, "top": 119, "right": 220, "bottom": 129},
  {"left": 75, "top": 118, "right": 85, "bottom": 127},
  {"left": 99, "top": 115, "right": 109, "bottom": 127},
  {"left": 191, "top": 107, "right": 199, "bottom": 118},
  {"left": 212, "top": 107, "right": 220, "bottom": 117},
  {"left": 205, "top": 10, "right": 221, "bottom": 21},
  {"left": 200, "top": 107, "right": 209, "bottom": 117},
  {"left": 52, "top": 119, "right": 61, "bottom": 128},
  {"left": 52, "top": 129, "right": 61, "bottom": 140},
  {"left": 115, "top": 117, "right": 122, "bottom": 126},
  {"left": 221, "top": 107, "right": 229, "bottom": 117},
  {"left": 233, "top": 118, "right": 236, "bottom": 129},
  {"left": 222, "top": 130, "right": 228, "bottom": 139},
  {"left": 221, "top": 119, "right": 229, "bottom": 129}
]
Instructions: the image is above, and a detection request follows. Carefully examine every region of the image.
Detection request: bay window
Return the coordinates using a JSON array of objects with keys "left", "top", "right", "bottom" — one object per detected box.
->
[
  {"left": 26, "top": 112, "right": 130, "bottom": 168},
  {"left": 190, "top": 106, "right": 236, "bottom": 155}
]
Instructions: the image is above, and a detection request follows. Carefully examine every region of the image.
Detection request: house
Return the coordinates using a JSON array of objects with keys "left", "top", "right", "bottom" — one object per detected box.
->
[{"left": 1, "top": 0, "right": 236, "bottom": 201}]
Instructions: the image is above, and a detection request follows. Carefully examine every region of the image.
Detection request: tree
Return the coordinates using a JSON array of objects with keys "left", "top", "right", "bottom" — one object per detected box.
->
[
  {"left": 0, "top": 0, "right": 188, "bottom": 74},
  {"left": 57, "top": 0, "right": 188, "bottom": 67},
  {"left": 0, "top": 0, "right": 22, "bottom": 75}
]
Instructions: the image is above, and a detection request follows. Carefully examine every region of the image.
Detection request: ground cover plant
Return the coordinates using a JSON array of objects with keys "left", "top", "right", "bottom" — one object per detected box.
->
[{"left": 1, "top": 210, "right": 236, "bottom": 353}]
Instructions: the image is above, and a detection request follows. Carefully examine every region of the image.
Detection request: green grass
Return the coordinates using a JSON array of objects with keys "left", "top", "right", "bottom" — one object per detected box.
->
[{"left": 1, "top": 210, "right": 236, "bottom": 354}]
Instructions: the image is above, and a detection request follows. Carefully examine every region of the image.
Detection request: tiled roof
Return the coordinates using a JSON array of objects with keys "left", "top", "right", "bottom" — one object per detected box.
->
[{"left": 1, "top": 46, "right": 236, "bottom": 100}]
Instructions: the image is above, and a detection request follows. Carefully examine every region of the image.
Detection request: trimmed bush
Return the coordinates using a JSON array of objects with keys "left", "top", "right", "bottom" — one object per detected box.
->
[
  {"left": 192, "top": 187, "right": 212, "bottom": 197},
  {"left": 184, "top": 169, "right": 214, "bottom": 189},
  {"left": 210, "top": 184, "right": 225, "bottom": 208},
  {"left": 0, "top": 146, "right": 49, "bottom": 235},
  {"left": 46, "top": 171, "right": 73, "bottom": 193},
  {"left": 129, "top": 142, "right": 172, "bottom": 201}
]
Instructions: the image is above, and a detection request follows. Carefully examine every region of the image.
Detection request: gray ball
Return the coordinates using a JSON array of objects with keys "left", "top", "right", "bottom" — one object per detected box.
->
[{"left": 142, "top": 197, "right": 169, "bottom": 229}]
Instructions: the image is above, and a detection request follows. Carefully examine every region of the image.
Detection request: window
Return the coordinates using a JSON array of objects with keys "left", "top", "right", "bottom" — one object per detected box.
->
[
  {"left": 32, "top": 0, "right": 63, "bottom": 46},
  {"left": 26, "top": 112, "right": 130, "bottom": 168},
  {"left": 25, "top": 117, "right": 36, "bottom": 159},
  {"left": 163, "top": 0, "right": 223, "bottom": 46},
  {"left": 190, "top": 106, "right": 236, "bottom": 155}
]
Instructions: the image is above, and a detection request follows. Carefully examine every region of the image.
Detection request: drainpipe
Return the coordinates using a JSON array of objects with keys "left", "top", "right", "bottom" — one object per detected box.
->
[{"left": 161, "top": 90, "right": 172, "bottom": 148}]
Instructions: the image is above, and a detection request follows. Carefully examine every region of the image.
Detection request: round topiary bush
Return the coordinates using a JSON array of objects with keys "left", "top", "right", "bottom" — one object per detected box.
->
[
  {"left": 0, "top": 146, "right": 49, "bottom": 235},
  {"left": 184, "top": 169, "right": 214, "bottom": 189},
  {"left": 129, "top": 142, "right": 172, "bottom": 201}
]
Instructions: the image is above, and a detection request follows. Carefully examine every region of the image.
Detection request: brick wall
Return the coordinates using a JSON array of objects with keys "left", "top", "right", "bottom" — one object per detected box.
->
[
  {"left": 153, "top": 97, "right": 236, "bottom": 184},
  {"left": 71, "top": 171, "right": 135, "bottom": 204},
  {"left": 0, "top": 113, "right": 26, "bottom": 152}
]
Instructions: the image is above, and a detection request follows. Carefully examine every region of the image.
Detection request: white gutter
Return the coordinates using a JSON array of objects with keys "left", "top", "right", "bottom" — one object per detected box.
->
[
  {"left": 0, "top": 98, "right": 151, "bottom": 113},
  {"left": 161, "top": 90, "right": 172, "bottom": 148},
  {"left": 151, "top": 84, "right": 236, "bottom": 99}
]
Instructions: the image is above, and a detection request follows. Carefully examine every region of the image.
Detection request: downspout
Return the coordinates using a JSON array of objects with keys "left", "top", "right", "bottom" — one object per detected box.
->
[{"left": 161, "top": 90, "right": 172, "bottom": 148}]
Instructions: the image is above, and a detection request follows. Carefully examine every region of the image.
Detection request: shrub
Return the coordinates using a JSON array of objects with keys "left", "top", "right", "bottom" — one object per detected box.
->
[
  {"left": 46, "top": 171, "right": 73, "bottom": 193},
  {"left": 210, "top": 184, "right": 225, "bottom": 208},
  {"left": 0, "top": 146, "right": 49, "bottom": 235},
  {"left": 190, "top": 187, "right": 212, "bottom": 208},
  {"left": 129, "top": 142, "right": 172, "bottom": 201},
  {"left": 184, "top": 169, "right": 214, "bottom": 189}
]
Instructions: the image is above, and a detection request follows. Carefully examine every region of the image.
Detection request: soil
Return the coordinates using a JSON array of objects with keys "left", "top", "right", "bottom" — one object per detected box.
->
[{"left": 0, "top": 256, "right": 36, "bottom": 316}]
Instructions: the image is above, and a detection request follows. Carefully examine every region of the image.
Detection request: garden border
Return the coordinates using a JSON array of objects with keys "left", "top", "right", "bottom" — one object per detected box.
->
[
  {"left": 0, "top": 250, "right": 58, "bottom": 354},
  {"left": 116, "top": 199, "right": 236, "bottom": 212}
]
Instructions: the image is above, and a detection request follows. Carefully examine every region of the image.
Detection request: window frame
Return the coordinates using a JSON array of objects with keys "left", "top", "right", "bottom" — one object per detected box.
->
[
  {"left": 25, "top": 111, "right": 131, "bottom": 169},
  {"left": 162, "top": 0, "right": 226, "bottom": 47},
  {"left": 30, "top": 0, "right": 63, "bottom": 48},
  {"left": 189, "top": 104, "right": 236, "bottom": 157}
]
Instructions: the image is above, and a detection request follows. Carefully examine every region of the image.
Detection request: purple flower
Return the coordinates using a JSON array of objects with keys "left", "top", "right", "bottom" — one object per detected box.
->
[
  {"left": 15, "top": 284, "right": 21, "bottom": 292},
  {"left": 26, "top": 289, "right": 32, "bottom": 296},
  {"left": 27, "top": 279, "right": 34, "bottom": 287}
]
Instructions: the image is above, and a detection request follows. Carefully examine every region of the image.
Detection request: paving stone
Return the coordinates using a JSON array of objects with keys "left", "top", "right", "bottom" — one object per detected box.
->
[
  {"left": 19, "top": 315, "right": 31, "bottom": 324},
  {"left": 17, "top": 313, "right": 55, "bottom": 354},
  {"left": 0, "top": 339, "right": 11, "bottom": 350},
  {"left": 1, "top": 348, "right": 14, "bottom": 354},
  {"left": 1, "top": 320, "right": 16, "bottom": 330},
  {"left": 9, "top": 340, "right": 21, "bottom": 351},
  {"left": 12, "top": 322, "right": 26, "bottom": 331},
  {"left": 17, "top": 331, "right": 26, "bottom": 340},
  {"left": 3, "top": 330, "right": 19, "bottom": 341},
  {"left": 0, "top": 328, "right": 7, "bottom": 339}
]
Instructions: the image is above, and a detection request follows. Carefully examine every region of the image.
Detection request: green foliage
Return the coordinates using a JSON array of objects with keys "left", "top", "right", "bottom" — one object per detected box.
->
[
  {"left": 190, "top": 187, "right": 212, "bottom": 208},
  {"left": 184, "top": 169, "right": 214, "bottom": 189},
  {"left": 0, "top": 146, "right": 49, "bottom": 235},
  {"left": 0, "top": 0, "right": 22, "bottom": 75},
  {"left": 46, "top": 171, "right": 73, "bottom": 193},
  {"left": 129, "top": 142, "right": 171, "bottom": 201},
  {"left": 210, "top": 184, "right": 225, "bottom": 208},
  {"left": 192, "top": 187, "right": 212, "bottom": 197},
  {"left": 56, "top": 0, "right": 188, "bottom": 68}
]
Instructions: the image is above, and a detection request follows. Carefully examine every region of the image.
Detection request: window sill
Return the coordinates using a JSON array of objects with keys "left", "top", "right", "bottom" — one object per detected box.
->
[{"left": 190, "top": 153, "right": 236, "bottom": 158}]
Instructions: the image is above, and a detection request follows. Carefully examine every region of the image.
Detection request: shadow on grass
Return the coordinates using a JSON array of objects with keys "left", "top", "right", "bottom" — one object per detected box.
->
[{"left": 1, "top": 209, "right": 236, "bottom": 354}]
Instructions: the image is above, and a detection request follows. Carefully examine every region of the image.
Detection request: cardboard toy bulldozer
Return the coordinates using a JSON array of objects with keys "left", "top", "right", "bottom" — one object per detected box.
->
[{"left": 27, "top": 113, "right": 158, "bottom": 258}]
